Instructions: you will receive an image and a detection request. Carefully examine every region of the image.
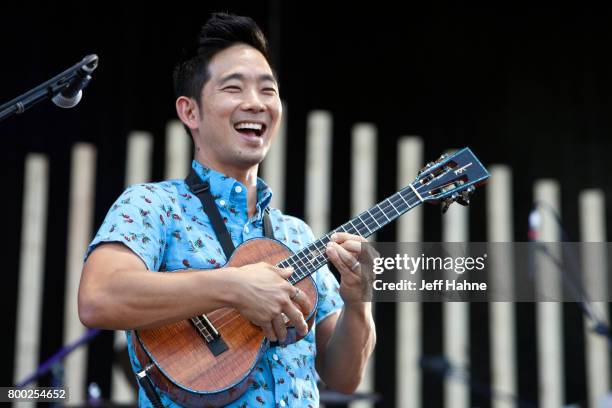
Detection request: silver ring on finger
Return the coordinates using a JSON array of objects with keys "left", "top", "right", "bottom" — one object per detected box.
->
[{"left": 351, "top": 260, "right": 360, "bottom": 271}]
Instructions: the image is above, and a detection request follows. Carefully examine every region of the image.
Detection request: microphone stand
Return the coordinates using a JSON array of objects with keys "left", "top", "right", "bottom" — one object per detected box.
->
[
  {"left": 15, "top": 328, "right": 101, "bottom": 388},
  {"left": 0, "top": 54, "right": 97, "bottom": 122},
  {"left": 529, "top": 202, "right": 612, "bottom": 348},
  {"left": 420, "top": 355, "right": 536, "bottom": 407}
]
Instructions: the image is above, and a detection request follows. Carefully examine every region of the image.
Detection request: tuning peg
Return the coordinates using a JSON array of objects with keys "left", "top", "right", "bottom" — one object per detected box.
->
[
  {"left": 455, "top": 186, "right": 475, "bottom": 206},
  {"left": 455, "top": 195, "right": 470, "bottom": 206},
  {"left": 441, "top": 198, "right": 453, "bottom": 214},
  {"left": 436, "top": 153, "right": 449, "bottom": 163},
  {"left": 417, "top": 161, "right": 435, "bottom": 176}
]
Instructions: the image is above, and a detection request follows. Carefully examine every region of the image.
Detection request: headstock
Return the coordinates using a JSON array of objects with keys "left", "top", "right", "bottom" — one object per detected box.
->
[{"left": 413, "top": 148, "right": 489, "bottom": 213}]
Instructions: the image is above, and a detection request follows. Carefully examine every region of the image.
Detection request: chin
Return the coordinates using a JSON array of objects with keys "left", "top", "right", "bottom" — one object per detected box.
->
[
  {"left": 240, "top": 148, "right": 269, "bottom": 164},
  {"left": 232, "top": 152, "right": 266, "bottom": 168}
]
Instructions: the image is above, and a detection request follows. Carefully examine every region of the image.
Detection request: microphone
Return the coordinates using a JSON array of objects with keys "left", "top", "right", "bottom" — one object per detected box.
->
[
  {"left": 527, "top": 207, "right": 541, "bottom": 240},
  {"left": 52, "top": 54, "right": 98, "bottom": 108}
]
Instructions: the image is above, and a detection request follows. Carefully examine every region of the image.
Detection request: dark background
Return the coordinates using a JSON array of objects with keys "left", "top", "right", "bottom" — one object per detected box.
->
[{"left": 2, "top": 2, "right": 611, "bottom": 407}]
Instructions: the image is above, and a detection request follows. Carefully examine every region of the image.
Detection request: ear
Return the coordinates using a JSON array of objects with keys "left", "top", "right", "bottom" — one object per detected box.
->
[{"left": 175, "top": 96, "right": 201, "bottom": 131}]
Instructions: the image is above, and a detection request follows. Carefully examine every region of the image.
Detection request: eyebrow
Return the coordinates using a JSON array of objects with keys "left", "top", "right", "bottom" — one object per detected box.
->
[{"left": 218, "top": 73, "right": 278, "bottom": 86}]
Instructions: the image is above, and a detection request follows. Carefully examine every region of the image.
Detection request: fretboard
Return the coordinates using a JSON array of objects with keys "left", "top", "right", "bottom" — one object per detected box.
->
[{"left": 278, "top": 181, "right": 424, "bottom": 285}]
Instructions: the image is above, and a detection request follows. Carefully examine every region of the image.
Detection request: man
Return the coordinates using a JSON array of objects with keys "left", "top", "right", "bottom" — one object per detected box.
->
[{"left": 78, "top": 12, "right": 375, "bottom": 407}]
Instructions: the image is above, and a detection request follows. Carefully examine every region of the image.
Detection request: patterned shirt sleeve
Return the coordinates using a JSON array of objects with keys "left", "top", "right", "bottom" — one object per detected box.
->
[
  {"left": 300, "top": 223, "right": 344, "bottom": 325},
  {"left": 85, "top": 184, "right": 167, "bottom": 271},
  {"left": 313, "top": 263, "right": 344, "bottom": 325}
]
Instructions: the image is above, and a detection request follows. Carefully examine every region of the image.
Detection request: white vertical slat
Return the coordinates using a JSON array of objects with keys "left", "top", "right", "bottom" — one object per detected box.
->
[
  {"left": 487, "top": 165, "right": 517, "bottom": 408},
  {"left": 533, "top": 180, "right": 564, "bottom": 408},
  {"left": 396, "top": 137, "right": 423, "bottom": 408},
  {"left": 14, "top": 154, "right": 49, "bottom": 399},
  {"left": 579, "top": 190, "right": 609, "bottom": 408},
  {"left": 111, "top": 131, "right": 153, "bottom": 404},
  {"left": 64, "top": 143, "right": 97, "bottom": 404},
  {"left": 125, "top": 131, "right": 154, "bottom": 186},
  {"left": 262, "top": 101, "right": 287, "bottom": 211},
  {"left": 305, "top": 110, "right": 332, "bottom": 236},
  {"left": 165, "top": 119, "right": 192, "bottom": 180},
  {"left": 442, "top": 150, "right": 470, "bottom": 408},
  {"left": 351, "top": 123, "right": 377, "bottom": 217},
  {"left": 350, "top": 123, "right": 377, "bottom": 408}
]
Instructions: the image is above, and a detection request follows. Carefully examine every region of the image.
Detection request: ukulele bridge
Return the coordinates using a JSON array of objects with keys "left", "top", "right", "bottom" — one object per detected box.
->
[{"left": 190, "top": 314, "right": 229, "bottom": 356}]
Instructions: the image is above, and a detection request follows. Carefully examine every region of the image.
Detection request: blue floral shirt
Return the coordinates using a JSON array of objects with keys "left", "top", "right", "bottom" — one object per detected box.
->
[{"left": 86, "top": 160, "right": 344, "bottom": 407}]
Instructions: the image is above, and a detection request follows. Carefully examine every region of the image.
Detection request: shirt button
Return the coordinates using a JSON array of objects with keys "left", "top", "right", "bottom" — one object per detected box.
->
[
  {"left": 219, "top": 199, "right": 225, "bottom": 206},
  {"left": 279, "top": 400, "right": 286, "bottom": 407},
  {"left": 244, "top": 226, "right": 250, "bottom": 233},
  {"left": 235, "top": 186, "right": 243, "bottom": 193},
  {"left": 272, "top": 354, "right": 279, "bottom": 361}
]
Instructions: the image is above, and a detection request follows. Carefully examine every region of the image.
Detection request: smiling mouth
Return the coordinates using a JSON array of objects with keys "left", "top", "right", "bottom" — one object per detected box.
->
[{"left": 234, "top": 122, "right": 267, "bottom": 137}]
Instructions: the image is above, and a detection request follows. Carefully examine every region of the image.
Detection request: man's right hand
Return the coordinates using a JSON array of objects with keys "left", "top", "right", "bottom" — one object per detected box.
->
[{"left": 229, "top": 262, "right": 309, "bottom": 342}]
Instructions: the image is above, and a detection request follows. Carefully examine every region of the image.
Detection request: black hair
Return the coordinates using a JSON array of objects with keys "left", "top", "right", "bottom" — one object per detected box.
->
[{"left": 173, "top": 12, "right": 273, "bottom": 135}]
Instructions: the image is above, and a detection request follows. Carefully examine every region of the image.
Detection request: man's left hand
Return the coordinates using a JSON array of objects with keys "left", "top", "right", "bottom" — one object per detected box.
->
[{"left": 325, "top": 232, "right": 367, "bottom": 305}]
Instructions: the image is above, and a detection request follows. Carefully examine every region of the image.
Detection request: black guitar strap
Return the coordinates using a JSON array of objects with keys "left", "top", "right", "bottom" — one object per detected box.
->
[{"left": 185, "top": 168, "right": 274, "bottom": 259}]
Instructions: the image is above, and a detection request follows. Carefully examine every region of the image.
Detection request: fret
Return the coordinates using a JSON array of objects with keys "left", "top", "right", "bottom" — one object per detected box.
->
[
  {"left": 387, "top": 196, "right": 401, "bottom": 215},
  {"left": 368, "top": 209, "right": 382, "bottom": 228},
  {"left": 285, "top": 258, "right": 302, "bottom": 282},
  {"left": 314, "top": 239, "right": 329, "bottom": 258},
  {"left": 305, "top": 246, "right": 322, "bottom": 266},
  {"left": 372, "top": 203, "right": 389, "bottom": 230},
  {"left": 377, "top": 203, "right": 391, "bottom": 222},
  {"left": 284, "top": 240, "right": 327, "bottom": 283},
  {"left": 397, "top": 191, "right": 413, "bottom": 210},
  {"left": 289, "top": 252, "right": 309, "bottom": 277},
  {"left": 357, "top": 215, "right": 373, "bottom": 235},
  {"left": 409, "top": 183, "right": 424, "bottom": 202},
  {"left": 348, "top": 219, "right": 359, "bottom": 235},
  {"left": 297, "top": 242, "right": 326, "bottom": 269}
]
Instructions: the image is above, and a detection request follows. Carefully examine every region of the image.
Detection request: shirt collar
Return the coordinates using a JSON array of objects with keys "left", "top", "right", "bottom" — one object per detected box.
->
[{"left": 190, "top": 160, "right": 273, "bottom": 219}]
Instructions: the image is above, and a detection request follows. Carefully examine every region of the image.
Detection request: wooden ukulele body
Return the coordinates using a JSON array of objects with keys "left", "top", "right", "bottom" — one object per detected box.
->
[{"left": 132, "top": 237, "right": 318, "bottom": 407}]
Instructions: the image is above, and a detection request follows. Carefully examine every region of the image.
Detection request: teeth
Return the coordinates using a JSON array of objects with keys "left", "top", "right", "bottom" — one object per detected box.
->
[{"left": 235, "top": 122, "right": 264, "bottom": 131}]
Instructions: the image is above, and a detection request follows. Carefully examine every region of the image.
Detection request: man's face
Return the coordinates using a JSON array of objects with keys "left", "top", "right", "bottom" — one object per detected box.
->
[{"left": 195, "top": 43, "right": 282, "bottom": 170}]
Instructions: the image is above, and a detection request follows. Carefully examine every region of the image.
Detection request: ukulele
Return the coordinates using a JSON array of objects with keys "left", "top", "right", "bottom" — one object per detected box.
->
[{"left": 132, "top": 147, "right": 490, "bottom": 407}]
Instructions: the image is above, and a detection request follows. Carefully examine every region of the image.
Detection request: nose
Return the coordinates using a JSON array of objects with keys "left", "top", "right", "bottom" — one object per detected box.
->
[{"left": 240, "top": 88, "right": 266, "bottom": 113}]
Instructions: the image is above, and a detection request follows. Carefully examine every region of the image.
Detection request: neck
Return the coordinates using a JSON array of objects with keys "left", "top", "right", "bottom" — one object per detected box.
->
[
  {"left": 280, "top": 181, "right": 424, "bottom": 285},
  {"left": 194, "top": 154, "right": 260, "bottom": 218}
]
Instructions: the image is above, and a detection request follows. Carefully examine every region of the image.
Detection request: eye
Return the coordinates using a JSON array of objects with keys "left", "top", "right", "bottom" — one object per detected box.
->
[
  {"left": 223, "top": 85, "right": 241, "bottom": 92},
  {"left": 262, "top": 87, "right": 278, "bottom": 95}
]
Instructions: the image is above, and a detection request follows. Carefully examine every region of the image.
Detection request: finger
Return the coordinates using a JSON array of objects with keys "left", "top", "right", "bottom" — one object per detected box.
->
[
  {"left": 331, "top": 232, "right": 366, "bottom": 243},
  {"left": 291, "top": 287, "right": 311, "bottom": 316},
  {"left": 272, "top": 314, "right": 287, "bottom": 342},
  {"left": 262, "top": 322, "right": 277, "bottom": 342},
  {"left": 339, "top": 239, "right": 363, "bottom": 254},
  {"left": 333, "top": 242, "right": 359, "bottom": 270},
  {"left": 326, "top": 243, "right": 351, "bottom": 276},
  {"left": 273, "top": 265, "right": 295, "bottom": 279},
  {"left": 283, "top": 301, "right": 308, "bottom": 336}
]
